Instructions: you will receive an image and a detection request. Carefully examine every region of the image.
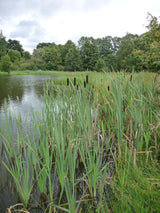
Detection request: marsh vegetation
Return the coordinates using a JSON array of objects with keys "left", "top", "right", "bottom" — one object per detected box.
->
[{"left": 0, "top": 71, "right": 160, "bottom": 212}]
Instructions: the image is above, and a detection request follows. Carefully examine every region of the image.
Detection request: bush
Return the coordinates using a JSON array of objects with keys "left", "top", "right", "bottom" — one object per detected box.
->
[
  {"left": 0, "top": 54, "right": 11, "bottom": 73},
  {"left": 19, "top": 61, "right": 35, "bottom": 70},
  {"left": 57, "top": 65, "right": 64, "bottom": 71},
  {"left": 8, "top": 49, "right": 21, "bottom": 63},
  {"left": 95, "top": 58, "right": 105, "bottom": 72}
]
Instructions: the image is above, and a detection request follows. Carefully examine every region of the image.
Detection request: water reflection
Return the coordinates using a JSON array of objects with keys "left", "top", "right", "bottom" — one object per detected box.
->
[
  {"left": 0, "top": 75, "right": 56, "bottom": 141},
  {"left": 0, "top": 75, "right": 57, "bottom": 211},
  {"left": 0, "top": 75, "right": 24, "bottom": 108},
  {"left": 0, "top": 75, "right": 58, "bottom": 113}
]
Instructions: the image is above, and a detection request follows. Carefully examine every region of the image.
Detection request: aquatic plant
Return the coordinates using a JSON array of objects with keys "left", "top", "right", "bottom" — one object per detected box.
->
[{"left": 0, "top": 72, "right": 160, "bottom": 212}]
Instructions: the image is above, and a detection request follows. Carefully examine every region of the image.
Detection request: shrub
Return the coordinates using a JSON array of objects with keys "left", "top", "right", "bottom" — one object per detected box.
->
[
  {"left": 0, "top": 54, "right": 12, "bottom": 73},
  {"left": 95, "top": 58, "right": 105, "bottom": 72},
  {"left": 57, "top": 65, "right": 64, "bottom": 71}
]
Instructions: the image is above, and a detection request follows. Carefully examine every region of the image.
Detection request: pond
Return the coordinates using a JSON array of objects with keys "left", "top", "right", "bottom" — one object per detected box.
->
[
  {"left": 0, "top": 75, "right": 58, "bottom": 211},
  {"left": 0, "top": 75, "right": 57, "bottom": 112}
]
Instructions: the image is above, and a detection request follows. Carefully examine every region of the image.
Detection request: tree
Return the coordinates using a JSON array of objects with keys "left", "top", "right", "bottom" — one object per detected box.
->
[
  {"left": 132, "top": 13, "right": 160, "bottom": 72},
  {"left": 57, "top": 44, "right": 65, "bottom": 66},
  {"left": 64, "top": 40, "right": 75, "bottom": 50},
  {"left": 43, "top": 46, "right": 62, "bottom": 70},
  {"left": 112, "top": 37, "right": 121, "bottom": 54},
  {"left": 31, "top": 48, "right": 46, "bottom": 69},
  {"left": 64, "top": 46, "right": 82, "bottom": 71},
  {"left": 1, "top": 54, "right": 11, "bottom": 73},
  {"left": 36, "top": 42, "right": 54, "bottom": 49},
  {"left": 7, "top": 39, "right": 24, "bottom": 55},
  {"left": 79, "top": 37, "right": 100, "bottom": 70},
  {"left": 8, "top": 49, "right": 21, "bottom": 62},
  {"left": 0, "top": 30, "right": 7, "bottom": 60},
  {"left": 104, "top": 54, "right": 118, "bottom": 71},
  {"left": 58, "top": 40, "right": 76, "bottom": 66},
  {"left": 95, "top": 36, "right": 121, "bottom": 71},
  {"left": 23, "top": 51, "right": 31, "bottom": 60},
  {"left": 96, "top": 36, "right": 113, "bottom": 58},
  {"left": 116, "top": 33, "right": 138, "bottom": 70},
  {"left": 95, "top": 58, "right": 105, "bottom": 72}
]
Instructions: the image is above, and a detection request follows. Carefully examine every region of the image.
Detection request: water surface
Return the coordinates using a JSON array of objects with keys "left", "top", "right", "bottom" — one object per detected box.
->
[
  {"left": 0, "top": 75, "right": 56, "bottom": 112},
  {"left": 0, "top": 75, "right": 57, "bottom": 211}
]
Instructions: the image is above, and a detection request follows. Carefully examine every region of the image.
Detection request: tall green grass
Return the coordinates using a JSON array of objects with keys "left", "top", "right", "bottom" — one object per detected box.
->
[{"left": 0, "top": 72, "right": 160, "bottom": 212}]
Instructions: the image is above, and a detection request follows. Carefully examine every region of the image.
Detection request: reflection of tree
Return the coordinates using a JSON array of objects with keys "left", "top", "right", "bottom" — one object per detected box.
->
[
  {"left": 33, "top": 76, "right": 55, "bottom": 99},
  {"left": 0, "top": 76, "right": 24, "bottom": 108},
  {"left": 34, "top": 84, "right": 44, "bottom": 99},
  {"left": 0, "top": 75, "right": 56, "bottom": 109}
]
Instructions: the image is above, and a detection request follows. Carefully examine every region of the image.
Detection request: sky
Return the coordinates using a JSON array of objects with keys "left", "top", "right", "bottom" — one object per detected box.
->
[{"left": 0, "top": 0, "right": 160, "bottom": 53}]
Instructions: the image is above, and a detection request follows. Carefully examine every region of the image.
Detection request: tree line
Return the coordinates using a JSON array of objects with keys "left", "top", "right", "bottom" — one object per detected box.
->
[{"left": 0, "top": 13, "right": 160, "bottom": 73}]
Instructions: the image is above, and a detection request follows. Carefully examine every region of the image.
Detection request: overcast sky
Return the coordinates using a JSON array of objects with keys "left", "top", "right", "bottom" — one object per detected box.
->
[{"left": 0, "top": 0, "right": 159, "bottom": 53}]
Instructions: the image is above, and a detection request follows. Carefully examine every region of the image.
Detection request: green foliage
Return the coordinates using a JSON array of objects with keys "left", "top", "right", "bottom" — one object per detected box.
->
[
  {"left": 96, "top": 36, "right": 121, "bottom": 57},
  {"left": 124, "top": 53, "right": 143, "bottom": 72},
  {"left": 79, "top": 36, "right": 100, "bottom": 70},
  {"left": 1, "top": 14, "right": 160, "bottom": 73},
  {"left": 8, "top": 49, "right": 21, "bottom": 63},
  {"left": 36, "top": 42, "right": 55, "bottom": 49},
  {"left": 22, "top": 51, "right": 31, "bottom": 60},
  {"left": 95, "top": 58, "right": 105, "bottom": 71},
  {"left": 96, "top": 36, "right": 113, "bottom": 57},
  {"left": 64, "top": 40, "right": 76, "bottom": 51},
  {"left": 7, "top": 39, "right": 24, "bottom": 55},
  {"left": 43, "top": 46, "right": 62, "bottom": 70},
  {"left": 0, "top": 31, "right": 7, "bottom": 59},
  {"left": 0, "top": 72, "right": 160, "bottom": 212},
  {"left": 132, "top": 13, "right": 160, "bottom": 72},
  {"left": 31, "top": 48, "right": 46, "bottom": 70},
  {"left": 0, "top": 54, "right": 11, "bottom": 73},
  {"left": 56, "top": 64, "right": 65, "bottom": 71},
  {"left": 112, "top": 163, "right": 160, "bottom": 213},
  {"left": 64, "top": 46, "right": 82, "bottom": 71},
  {"left": 117, "top": 33, "right": 138, "bottom": 70},
  {"left": 59, "top": 40, "right": 76, "bottom": 66},
  {"left": 56, "top": 44, "right": 66, "bottom": 66},
  {"left": 104, "top": 54, "right": 118, "bottom": 71},
  {"left": 19, "top": 61, "right": 35, "bottom": 71}
]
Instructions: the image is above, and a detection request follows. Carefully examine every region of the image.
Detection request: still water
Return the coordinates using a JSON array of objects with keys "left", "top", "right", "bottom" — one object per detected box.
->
[
  {"left": 0, "top": 75, "right": 55, "bottom": 113},
  {"left": 0, "top": 75, "right": 57, "bottom": 211}
]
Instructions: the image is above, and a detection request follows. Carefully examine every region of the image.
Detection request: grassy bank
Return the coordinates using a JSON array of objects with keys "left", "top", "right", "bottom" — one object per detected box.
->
[
  {"left": 0, "top": 70, "right": 70, "bottom": 76},
  {"left": 0, "top": 72, "right": 160, "bottom": 212},
  {"left": 0, "top": 69, "right": 159, "bottom": 86},
  {"left": 0, "top": 70, "right": 89, "bottom": 76}
]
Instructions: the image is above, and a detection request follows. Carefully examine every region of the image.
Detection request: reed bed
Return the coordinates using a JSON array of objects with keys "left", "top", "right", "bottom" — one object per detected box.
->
[{"left": 0, "top": 72, "right": 160, "bottom": 212}]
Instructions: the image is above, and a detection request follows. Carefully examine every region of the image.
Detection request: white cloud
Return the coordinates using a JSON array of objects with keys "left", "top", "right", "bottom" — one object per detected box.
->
[{"left": 0, "top": 0, "right": 160, "bottom": 53}]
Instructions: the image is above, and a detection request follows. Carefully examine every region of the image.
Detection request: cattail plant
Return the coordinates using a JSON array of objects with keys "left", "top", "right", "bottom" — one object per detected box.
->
[
  {"left": 0, "top": 72, "right": 160, "bottom": 213},
  {"left": 74, "top": 77, "right": 76, "bottom": 86},
  {"left": 67, "top": 78, "right": 69, "bottom": 86},
  {"left": 86, "top": 75, "right": 88, "bottom": 84}
]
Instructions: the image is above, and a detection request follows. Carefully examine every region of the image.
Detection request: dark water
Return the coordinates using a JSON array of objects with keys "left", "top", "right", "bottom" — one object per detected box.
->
[
  {"left": 0, "top": 75, "right": 57, "bottom": 211},
  {"left": 0, "top": 75, "right": 54, "bottom": 113}
]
